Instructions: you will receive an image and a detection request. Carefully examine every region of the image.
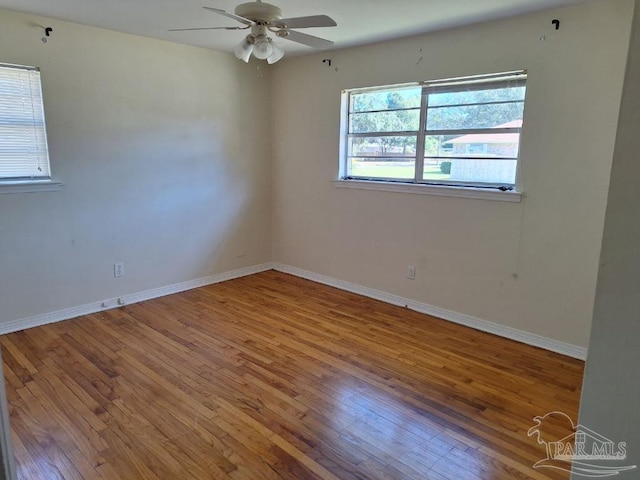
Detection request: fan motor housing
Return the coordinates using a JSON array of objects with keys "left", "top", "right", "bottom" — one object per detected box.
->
[{"left": 234, "top": 2, "right": 283, "bottom": 23}]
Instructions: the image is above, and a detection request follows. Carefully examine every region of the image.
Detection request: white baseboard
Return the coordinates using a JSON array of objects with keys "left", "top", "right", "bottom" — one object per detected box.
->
[
  {"left": 271, "top": 263, "right": 587, "bottom": 360},
  {"left": 2, "top": 261, "right": 588, "bottom": 361},
  {"left": 0, "top": 263, "right": 273, "bottom": 336}
]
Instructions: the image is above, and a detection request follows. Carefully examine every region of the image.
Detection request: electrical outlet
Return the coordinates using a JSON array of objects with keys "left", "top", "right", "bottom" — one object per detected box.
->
[
  {"left": 406, "top": 265, "right": 416, "bottom": 280},
  {"left": 114, "top": 262, "right": 125, "bottom": 278}
]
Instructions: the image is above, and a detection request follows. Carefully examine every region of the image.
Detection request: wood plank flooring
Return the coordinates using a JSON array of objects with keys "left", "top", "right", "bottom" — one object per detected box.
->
[{"left": 1, "top": 271, "right": 584, "bottom": 479}]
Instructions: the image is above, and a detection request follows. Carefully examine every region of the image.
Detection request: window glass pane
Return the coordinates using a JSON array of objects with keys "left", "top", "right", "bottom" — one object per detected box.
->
[
  {"left": 348, "top": 136, "right": 417, "bottom": 158},
  {"left": 350, "top": 88, "right": 421, "bottom": 113},
  {"left": 429, "top": 86, "right": 525, "bottom": 107},
  {"left": 349, "top": 109, "right": 420, "bottom": 133},
  {"left": 426, "top": 103, "right": 524, "bottom": 131},
  {"left": 349, "top": 158, "right": 416, "bottom": 180},
  {"left": 425, "top": 133, "right": 520, "bottom": 158},
  {"left": 422, "top": 158, "right": 453, "bottom": 181},
  {"left": 423, "top": 157, "right": 517, "bottom": 185}
]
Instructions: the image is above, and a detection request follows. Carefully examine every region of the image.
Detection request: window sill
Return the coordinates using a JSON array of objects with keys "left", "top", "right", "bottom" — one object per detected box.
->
[
  {"left": 0, "top": 181, "right": 64, "bottom": 195},
  {"left": 332, "top": 179, "right": 522, "bottom": 202}
]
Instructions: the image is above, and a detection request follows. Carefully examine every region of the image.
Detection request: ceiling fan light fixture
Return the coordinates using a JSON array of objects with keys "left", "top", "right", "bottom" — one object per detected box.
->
[
  {"left": 252, "top": 34, "right": 274, "bottom": 60},
  {"left": 266, "top": 42, "right": 284, "bottom": 64},
  {"left": 177, "top": 3, "right": 337, "bottom": 65},
  {"left": 234, "top": 37, "right": 254, "bottom": 63}
]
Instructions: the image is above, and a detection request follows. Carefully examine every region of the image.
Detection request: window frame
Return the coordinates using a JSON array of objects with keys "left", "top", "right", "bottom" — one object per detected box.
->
[
  {"left": 0, "top": 62, "right": 55, "bottom": 191},
  {"left": 339, "top": 71, "right": 527, "bottom": 193}
]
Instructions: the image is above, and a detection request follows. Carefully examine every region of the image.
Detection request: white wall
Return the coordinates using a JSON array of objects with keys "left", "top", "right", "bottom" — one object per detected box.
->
[
  {"left": 0, "top": 1, "right": 632, "bottom": 351},
  {"left": 576, "top": 0, "right": 640, "bottom": 473},
  {"left": 271, "top": 0, "right": 633, "bottom": 348},
  {"left": 0, "top": 9, "right": 272, "bottom": 324}
]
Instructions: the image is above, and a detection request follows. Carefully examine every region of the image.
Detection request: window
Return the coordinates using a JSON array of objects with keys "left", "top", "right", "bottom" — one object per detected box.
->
[
  {"left": 0, "top": 63, "right": 51, "bottom": 183},
  {"left": 340, "top": 71, "right": 527, "bottom": 191}
]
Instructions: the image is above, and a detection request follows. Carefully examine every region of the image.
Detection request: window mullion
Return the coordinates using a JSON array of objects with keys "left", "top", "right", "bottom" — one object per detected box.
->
[
  {"left": 414, "top": 88, "right": 429, "bottom": 183},
  {"left": 341, "top": 93, "right": 350, "bottom": 178},
  {"left": 426, "top": 127, "right": 521, "bottom": 136},
  {"left": 348, "top": 131, "right": 417, "bottom": 138}
]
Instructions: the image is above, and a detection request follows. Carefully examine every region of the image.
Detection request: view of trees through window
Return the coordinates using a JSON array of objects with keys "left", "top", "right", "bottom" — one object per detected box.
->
[{"left": 345, "top": 78, "right": 526, "bottom": 186}]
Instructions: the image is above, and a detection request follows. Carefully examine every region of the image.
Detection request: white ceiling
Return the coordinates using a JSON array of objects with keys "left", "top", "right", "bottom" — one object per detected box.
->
[{"left": 0, "top": 0, "right": 593, "bottom": 55}]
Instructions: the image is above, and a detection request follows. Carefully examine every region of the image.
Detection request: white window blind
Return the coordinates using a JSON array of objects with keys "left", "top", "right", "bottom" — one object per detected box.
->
[{"left": 0, "top": 63, "right": 51, "bottom": 181}]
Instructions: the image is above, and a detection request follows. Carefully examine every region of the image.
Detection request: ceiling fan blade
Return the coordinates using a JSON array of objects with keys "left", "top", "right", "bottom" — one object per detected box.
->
[
  {"left": 279, "top": 30, "right": 334, "bottom": 49},
  {"left": 203, "top": 6, "right": 255, "bottom": 26},
  {"left": 273, "top": 15, "right": 337, "bottom": 29},
  {"left": 169, "top": 26, "right": 245, "bottom": 32}
]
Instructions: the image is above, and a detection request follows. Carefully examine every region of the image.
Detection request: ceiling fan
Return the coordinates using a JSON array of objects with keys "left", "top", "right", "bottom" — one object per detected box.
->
[{"left": 170, "top": 1, "right": 337, "bottom": 64}]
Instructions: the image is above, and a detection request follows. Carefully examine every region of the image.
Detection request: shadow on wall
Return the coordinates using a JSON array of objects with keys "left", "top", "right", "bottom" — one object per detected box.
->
[{"left": 0, "top": 13, "right": 271, "bottom": 323}]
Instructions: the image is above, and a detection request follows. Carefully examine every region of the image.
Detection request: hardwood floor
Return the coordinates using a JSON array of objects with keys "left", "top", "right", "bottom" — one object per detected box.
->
[{"left": 1, "top": 271, "right": 584, "bottom": 479}]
